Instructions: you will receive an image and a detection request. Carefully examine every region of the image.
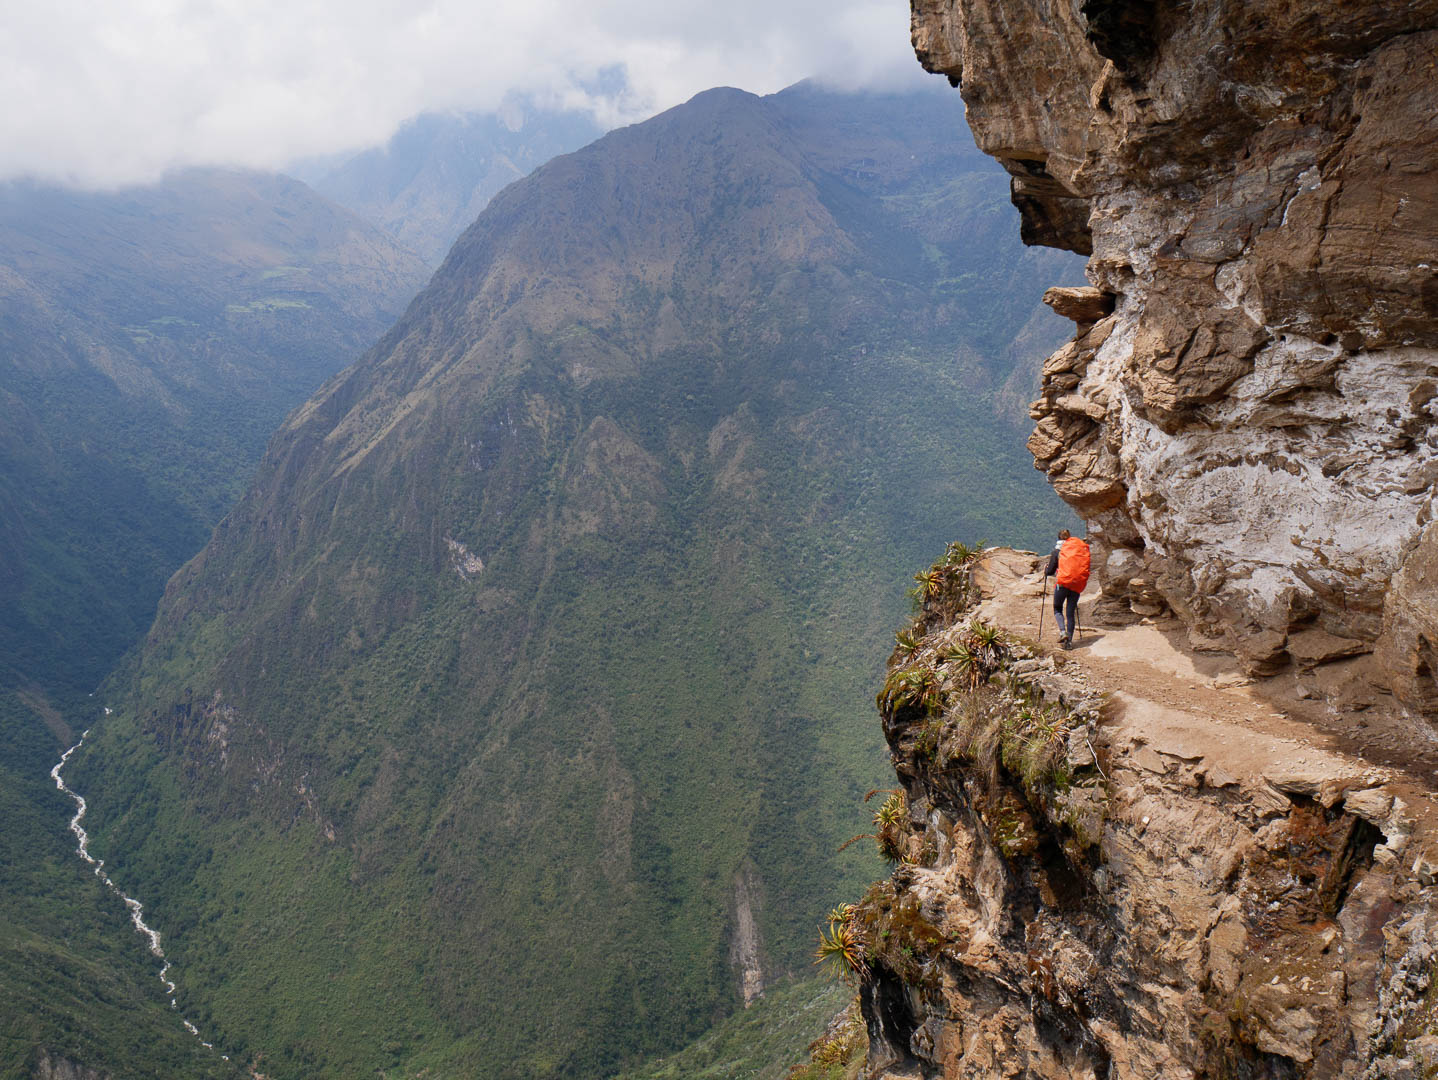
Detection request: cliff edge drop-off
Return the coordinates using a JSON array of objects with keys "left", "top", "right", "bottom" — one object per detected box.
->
[
  {"left": 821, "top": 3, "right": 1438, "bottom": 1077},
  {"left": 913, "top": 0, "right": 1438, "bottom": 703}
]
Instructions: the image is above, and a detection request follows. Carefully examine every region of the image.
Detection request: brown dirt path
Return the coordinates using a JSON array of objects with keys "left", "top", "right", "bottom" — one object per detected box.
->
[{"left": 969, "top": 548, "right": 1438, "bottom": 856}]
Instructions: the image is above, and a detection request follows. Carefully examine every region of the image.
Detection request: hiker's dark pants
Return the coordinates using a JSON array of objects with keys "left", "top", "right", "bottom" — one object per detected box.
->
[{"left": 1053, "top": 585, "right": 1079, "bottom": 640}]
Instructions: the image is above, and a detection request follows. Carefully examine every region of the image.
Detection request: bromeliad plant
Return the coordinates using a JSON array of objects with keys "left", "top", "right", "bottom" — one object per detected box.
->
[
  {"left": 872, "top": 790, "right": 905, "bottom": 830},
  {"left": 937, "top": 620, "right": 1009, "bottom": 691},
  {"left": 966, "top": 619, "right": 1006, "bottom": 668},
  {"left": 872, "top": 789, "right": 912, "bottom": 862},
  {"left": 814, "top": 903, "right": 867, "bottom": 981},
  {"left": 877, "top": 665, "right": 944, "bottom": 717},
  {"left": 838, "top": 788, "right": 907, "bottom": 863},
  {"left": 940, "top": 639, "right": 981, "bottom": 690},
  {"left": 893, "top": 626, "right": 923, "bottom": 658},
  {"left": 909, "top": 567, "right": 940, "bottom": 610},
  {"left": 941, "top": 540, "right": 985, "bottom": 567},
  {"left": 909, "top": 540, "right": 986, "bottom": 619}
]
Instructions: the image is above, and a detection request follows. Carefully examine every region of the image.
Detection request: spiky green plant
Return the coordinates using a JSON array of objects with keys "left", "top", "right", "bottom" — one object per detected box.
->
[
  {"left": 893, "top": 626, "right": 922, "bottom": 657},
  {"left": 942, "top": 539, "right": 985, "bottom": 567},
  {"left": 877, "top": 666, "right": 943, "bottom": 716},
  {"left": 942, "top": 640, "right": 981, "bottom": 690},
  {"left": 966, "top": 620, "right": 1006, "bottom": 667},
  {"left": 866, "top": 789, "right": 909, "bottom": 862},
  {"left": 837, "top": 827, "right": 905, "bottom": 863},
  {"left": 910, "top": 567, "right": 939, "bottom": 607},
  {"left": 815, "top": 910, "right": 867, "bottom": 980},
  {"left": 873, "top": 791, "right": 905, "bottom": 830},
  {"left": 968, "top": 621, "right": 1001, "bottom": 645}
]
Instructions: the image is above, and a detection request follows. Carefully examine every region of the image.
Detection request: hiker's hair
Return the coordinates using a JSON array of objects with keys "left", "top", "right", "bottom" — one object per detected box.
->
[{"left": 1058, "top": 529, "right": 1071, "bottom": 540}]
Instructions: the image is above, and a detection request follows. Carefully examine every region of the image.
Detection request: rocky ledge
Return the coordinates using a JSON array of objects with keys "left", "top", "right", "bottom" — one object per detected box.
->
[
  {"left": 838, "top": 548, "right": 1438, "bottom": 1079},
  {"left": 911, "top": 0, "right": 1438, "bottom": 713}
]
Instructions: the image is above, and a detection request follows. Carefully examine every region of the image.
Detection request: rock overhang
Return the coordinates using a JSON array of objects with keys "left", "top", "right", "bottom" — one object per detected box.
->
[{"left": 912, "top": 0, "right": 1438, "bottom": 714}]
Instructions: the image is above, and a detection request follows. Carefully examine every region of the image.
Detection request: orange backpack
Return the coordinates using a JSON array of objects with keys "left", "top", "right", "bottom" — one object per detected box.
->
[{"left": 1056, "top": 537, "right": 1091, "bottom": 593}]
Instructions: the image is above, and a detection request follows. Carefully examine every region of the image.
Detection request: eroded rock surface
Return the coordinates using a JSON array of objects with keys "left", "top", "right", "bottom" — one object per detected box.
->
[
  {"left": 31, "top": 1052, "right": 112, "bottom": 1080},
  {"left": 852, "top": 551, "right": 1438, "bottom": 1079},
  {"left": 913, "top": 0, "right": 1438, "bottom": 708}
]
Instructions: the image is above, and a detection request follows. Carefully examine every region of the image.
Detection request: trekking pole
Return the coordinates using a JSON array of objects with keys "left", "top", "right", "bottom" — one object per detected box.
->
[{"left": 1038, "top": 575, "right": 1048, "bottom": 642}]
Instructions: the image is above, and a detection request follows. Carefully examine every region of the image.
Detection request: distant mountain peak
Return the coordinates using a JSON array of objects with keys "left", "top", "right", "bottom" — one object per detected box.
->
[
  {"left": 77, "top": 82, "right": 1082, "bottom": 1080},
  {"left": 300, "top": 104, "right": 606, "bottom": 265}
]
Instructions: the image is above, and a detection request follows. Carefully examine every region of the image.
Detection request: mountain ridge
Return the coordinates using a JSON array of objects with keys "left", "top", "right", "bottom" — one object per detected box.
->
[
  {"left": 300, "top": 106, "right": 605, "bottom": 265},
  {"left": 0, "top": 165, "right": 429, "bottom": 1080},
  {"left": 72, "top": 82, "right": 1081, "bottom": 1079},
  {"left": 0, "top": 166, "right": 432, "bottom": 701}
]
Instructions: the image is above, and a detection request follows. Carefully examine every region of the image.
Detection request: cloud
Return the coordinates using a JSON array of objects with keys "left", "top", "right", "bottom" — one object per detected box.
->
[{"left": 0, "top": 0, "right": 930, "bottom": 188}]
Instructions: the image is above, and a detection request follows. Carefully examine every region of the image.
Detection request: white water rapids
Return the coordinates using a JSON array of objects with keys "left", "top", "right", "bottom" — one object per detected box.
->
[{"left": 51, "top": 728, "right": 227, "bottom": 1060}]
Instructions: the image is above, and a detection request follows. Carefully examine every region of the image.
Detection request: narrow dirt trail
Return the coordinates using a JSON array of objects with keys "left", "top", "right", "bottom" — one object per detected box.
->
[{"left": 970, "top": 549, "right": 1438, "bottom": 858}]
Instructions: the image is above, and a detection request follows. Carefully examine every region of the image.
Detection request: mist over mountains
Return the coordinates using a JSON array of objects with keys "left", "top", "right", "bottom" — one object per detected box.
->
[
  {"left": 0, "top": 168, "right": 433, "bottom": 1080},
  {"left": 63, "top": 81, "right": 1081, "bottom": 1078},
  {"left": 0, "top": 168, "right": 431, "bottom": 706},
  {"left": 297, "top": 106, "right": 606, "bottom": 265}
]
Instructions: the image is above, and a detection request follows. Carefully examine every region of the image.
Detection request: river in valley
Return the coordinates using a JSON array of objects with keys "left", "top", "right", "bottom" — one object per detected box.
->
[{"left": 51, "top": 728, "right": 227, "bottom": 1061}]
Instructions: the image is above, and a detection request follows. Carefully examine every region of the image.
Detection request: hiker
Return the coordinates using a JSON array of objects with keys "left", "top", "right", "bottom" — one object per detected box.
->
[{"left": 1043, "top": 529, "right": 1091, "bottom": 649}]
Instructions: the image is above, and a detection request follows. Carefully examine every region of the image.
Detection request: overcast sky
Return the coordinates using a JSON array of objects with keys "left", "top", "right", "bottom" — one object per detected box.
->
[{"left": 1, "top": 0, "right": 930, "bottom": 188}]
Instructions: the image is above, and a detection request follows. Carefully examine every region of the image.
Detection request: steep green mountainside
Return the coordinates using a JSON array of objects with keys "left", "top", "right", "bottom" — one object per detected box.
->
[
  {"left": 299, "top": 107, "right": 604, "bottom": 264},
  {"left": 0, "top": 168, "right": 431, "bottom": 703},
  {"left": 0, "top": 169, "right": 428, "bottom": 1078},
  {"left": 0, "top": 697, "right": 242, "bottom": 1080},
  {"left": 73, "top": 83, "right": 1081, "bottom": 1078},
  {"left": 611, "top": 976, "right": 848, "bottom": 1080}
]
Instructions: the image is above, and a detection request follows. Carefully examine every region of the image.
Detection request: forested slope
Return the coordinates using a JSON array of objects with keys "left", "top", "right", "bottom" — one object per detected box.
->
[{"left": 72, "top": 83, "right": 1081, "bottom": 1078}]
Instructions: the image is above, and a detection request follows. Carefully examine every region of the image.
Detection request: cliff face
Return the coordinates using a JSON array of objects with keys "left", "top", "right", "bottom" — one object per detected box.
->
[
  {"left": 818, "top": 4, "right": 1438, "bottom": 1077},
  {"left": 911, "top": 0, "right": 1438, "bottom": 709},
  {"left": 849, "top": 550, "right": 1438, "bottom": 1079}
]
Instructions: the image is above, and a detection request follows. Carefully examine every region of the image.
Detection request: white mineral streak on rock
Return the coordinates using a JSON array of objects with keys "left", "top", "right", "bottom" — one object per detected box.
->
[
  {"left": 51, "top": 729, "right": 220, "bottom": 1054},
  {"left": 444, "top": 536, "right": 485, "bottom": 579},
  {"left": 728, "top": 866, "right": 766, "bottom": 1006},
  {"left": 1113, "top": 338, "right": 1431, "bottom": 622}
]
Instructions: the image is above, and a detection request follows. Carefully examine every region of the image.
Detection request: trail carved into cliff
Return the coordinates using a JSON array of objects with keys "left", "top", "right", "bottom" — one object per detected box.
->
[
  {"left": 974, "top": 549, "right": 1438, "bottom": 850},
  {"left": 848, "top": 548, "right": 1438, "bottom": 1078}
]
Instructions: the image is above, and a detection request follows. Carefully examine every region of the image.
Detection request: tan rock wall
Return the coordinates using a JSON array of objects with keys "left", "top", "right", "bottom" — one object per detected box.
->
[
  {"left": 855, "top": 552, "right": 1438, "bottom": 1079},
  {"left": 912, "top": 0, "right": 1438, "bottom": 709}
]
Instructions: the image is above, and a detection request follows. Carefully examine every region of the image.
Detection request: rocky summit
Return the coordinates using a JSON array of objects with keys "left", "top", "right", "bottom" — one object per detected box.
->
[
  {"left": 68, "top": 83, "right": 1079, "bottom": 1079},
  {"left": 913, "top": 0, "right": 1438, "bottom": 706}
]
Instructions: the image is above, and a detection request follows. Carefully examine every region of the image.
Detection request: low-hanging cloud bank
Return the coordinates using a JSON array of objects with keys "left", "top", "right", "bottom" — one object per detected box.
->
[{"left": 3, "top": 0, "right": 927, "bottom": 189}]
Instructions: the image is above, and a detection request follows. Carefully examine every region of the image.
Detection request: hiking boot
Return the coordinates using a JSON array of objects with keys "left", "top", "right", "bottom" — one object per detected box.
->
[{"left": 1060, "top": 636, "right": 1072, "bottom": 650}]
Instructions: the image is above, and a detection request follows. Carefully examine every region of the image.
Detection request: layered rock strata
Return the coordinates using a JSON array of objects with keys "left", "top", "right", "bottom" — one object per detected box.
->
[
  {"left": 853, "top": 550, "right": 1438, "bottom": 1079},
  {"left": 912, "top": 0, "right": 1438, "bottom": 711}
]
